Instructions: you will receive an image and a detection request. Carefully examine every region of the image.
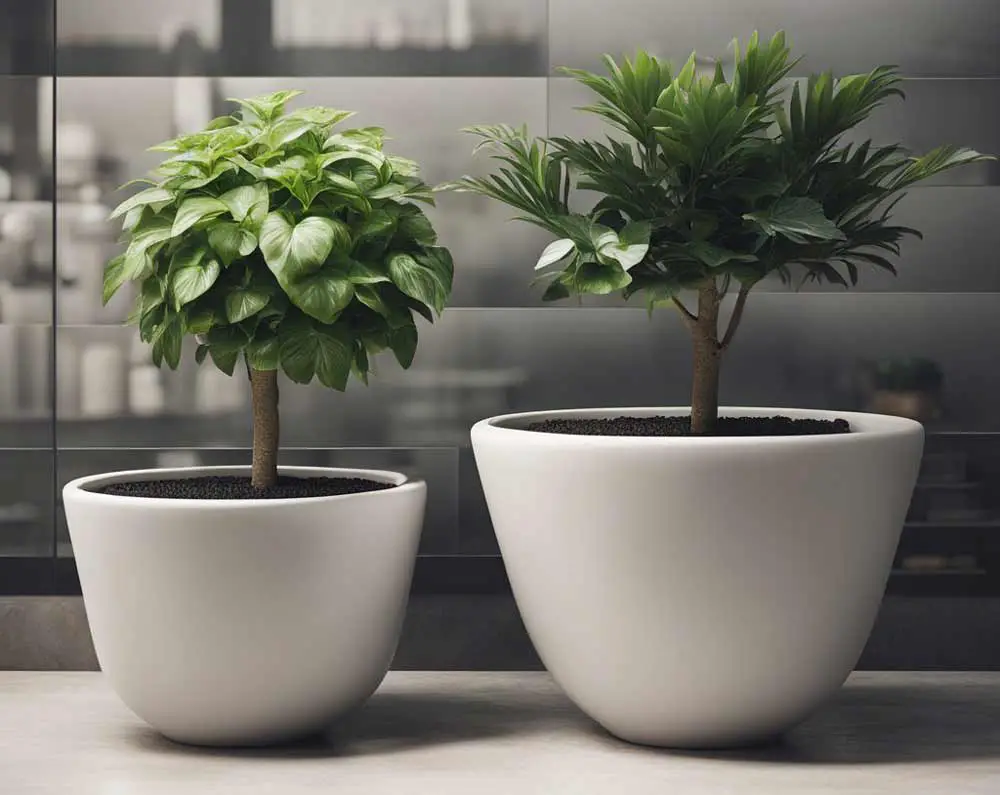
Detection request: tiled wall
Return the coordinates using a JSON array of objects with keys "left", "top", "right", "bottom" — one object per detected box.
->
[{"left": 1, "top": 2, "right": 999, "bottom": 589}]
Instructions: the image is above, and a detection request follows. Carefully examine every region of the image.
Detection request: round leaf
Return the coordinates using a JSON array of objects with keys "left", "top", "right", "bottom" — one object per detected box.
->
[
  {"left": 171, "top": 256, "right": 221, "bottom": 308},
  {"left": 284, "top": 270, "right": 355, "bottom": 324},
  {"left": 260, "top": 214, "right": 349, "bottom": 282}
]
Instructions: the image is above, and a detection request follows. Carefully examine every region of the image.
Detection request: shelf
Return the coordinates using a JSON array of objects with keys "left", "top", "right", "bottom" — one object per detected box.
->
[
  {"left": 53, "top": 43, "right": 546, "bottom": 77},
  {"left": 892, "top": 568, "right": 987, "bottom": 577}
]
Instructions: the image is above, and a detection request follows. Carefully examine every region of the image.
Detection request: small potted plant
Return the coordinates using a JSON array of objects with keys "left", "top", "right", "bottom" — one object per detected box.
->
[
  {"left": 865, "top": 357, "right": 944, "bottom": 422},
  {"left": 444, "top": 33, "right": 992, "bottom": 748},
  {"left": 63, "top": 90, "right": 454, "bottom": 746}
]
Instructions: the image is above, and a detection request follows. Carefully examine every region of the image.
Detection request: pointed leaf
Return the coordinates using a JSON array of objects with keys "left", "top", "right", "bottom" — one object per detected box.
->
[
  {"left": 209, "top": 222, "right": 258, "bottom": 266},
  {"left": 171, "top": 197, "right": 228, "bottom": 237},
  {"left": 535, "top": 238, "right": 576, "bottom": 270},
  {"left": 225, "top": 289, "right": 271, "bottom": 323},
  {"left": 110, "top": 187, "right": 174, "bottom": 220},
  {"left": 102, "top": 255, "right": 128, "bottom": 305},
  {"left": 219, "top": 184, "right": 269, "bottom": 224},
  {"left": 744, "top": 197, "right": 846, "bottom": 244},
  {"left": 388, "top": 252, "right": 449, "bottom": 315},
  {"left": 389, "top": 322, "right": 418, "bottom": 369}
]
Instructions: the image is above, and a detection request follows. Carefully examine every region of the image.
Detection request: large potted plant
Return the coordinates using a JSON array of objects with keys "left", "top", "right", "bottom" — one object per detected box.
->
[
  {"left": 444, "top": 33, "right": 992, "bottom": 748},
  {"left": 63, "top": 90, "right": 454, "bottom": 746}
]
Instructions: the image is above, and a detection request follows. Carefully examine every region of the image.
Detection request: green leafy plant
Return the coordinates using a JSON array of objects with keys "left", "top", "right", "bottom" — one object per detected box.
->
[
  {"left": 442, "top": 32, "right": 993, "bottom": 433},
  {"left": 104, "top": 90, "right": 453, "bottom": 487}
]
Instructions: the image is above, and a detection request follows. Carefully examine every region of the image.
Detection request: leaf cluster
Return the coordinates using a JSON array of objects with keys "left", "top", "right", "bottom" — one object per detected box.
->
[
  {"left": 104, "top": 90, "right": 453, "bottom": 390},
  {"left": 443, "top": 32, "right": 992, "bottom": 313}
]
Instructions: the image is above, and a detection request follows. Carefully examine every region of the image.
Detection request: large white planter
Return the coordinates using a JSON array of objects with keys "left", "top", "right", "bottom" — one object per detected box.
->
[
  {"left": 472, "top": 407, "right": 923, "bottom": 748},
  {"left": 63, "top": 466, "right": 425, "bottom": 747}
]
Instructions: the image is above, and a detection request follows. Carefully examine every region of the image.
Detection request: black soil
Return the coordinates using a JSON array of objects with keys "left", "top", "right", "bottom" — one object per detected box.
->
[
  {"left": 96, "top": 475, "right": 396, "bottom": 500},
  {"left": 525, "top": 415, "right": 851, "bottom": 437}
]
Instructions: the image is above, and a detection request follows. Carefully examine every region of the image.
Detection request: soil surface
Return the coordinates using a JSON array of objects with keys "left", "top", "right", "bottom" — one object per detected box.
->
[
  {"left": 525, "top": 415, "right": 851, "bottom": 437},
  {"left": 95, "top": 475, "right": 396, "bottom": 500}
]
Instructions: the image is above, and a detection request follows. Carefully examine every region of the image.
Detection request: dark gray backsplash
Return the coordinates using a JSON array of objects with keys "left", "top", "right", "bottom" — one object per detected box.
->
[{"left": 1, "top": 2, "right": 998, "bottom": 665}]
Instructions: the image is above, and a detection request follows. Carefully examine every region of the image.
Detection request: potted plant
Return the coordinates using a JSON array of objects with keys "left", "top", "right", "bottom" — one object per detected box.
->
[
  {"left": 865, "top": 356, "right": 944, "bottom": 422},
  {"left": 443, "top": 32, "right": 993, "bottom": 748},
  {"left": 63, "top": 90, "right": 454, "bottom": 746}
]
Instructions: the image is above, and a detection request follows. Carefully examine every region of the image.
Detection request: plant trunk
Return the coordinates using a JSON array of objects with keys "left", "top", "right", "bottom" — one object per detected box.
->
[
  {"left": 690, "top": 284, "right": 722, "bottom": 435},
  {"left": 250, "top": 368, "right": 279, "bottom": 489}
]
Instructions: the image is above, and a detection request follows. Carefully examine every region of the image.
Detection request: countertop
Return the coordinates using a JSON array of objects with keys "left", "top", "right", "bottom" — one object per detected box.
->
[{"left": 2, "top": 671, "right": 1000, "bottom": 794}]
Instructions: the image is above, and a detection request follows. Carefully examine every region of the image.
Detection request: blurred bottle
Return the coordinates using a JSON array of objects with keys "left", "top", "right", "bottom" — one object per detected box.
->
[
  {"left": 165, "top": 28, "right": 214, "bottom": 134},
  {"left": 80, "top": 342, "right": 127, "bottom": 417},
  {"left": 55, "top": 123, "right": 99, "bottom": 200},
  {"left": 374, "top": 5, "right": 406, "bottom": 50},
  {"left": 446, "top": 0, "right": 473, "bottom": 50},
  {"left": 128, "top": 333, "right": 165, "bottom": 417},
  {"left": 410, "top": 0, "right": 447, "bottom": 50}
]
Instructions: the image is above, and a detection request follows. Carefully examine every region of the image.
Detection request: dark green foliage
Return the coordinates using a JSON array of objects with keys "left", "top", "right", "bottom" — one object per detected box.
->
[
  {"left": 105, "top": 90, "right": 452, "bottom": 390},
  {"left": 442, "top": 32, "right": 991, "bottom": 312}
]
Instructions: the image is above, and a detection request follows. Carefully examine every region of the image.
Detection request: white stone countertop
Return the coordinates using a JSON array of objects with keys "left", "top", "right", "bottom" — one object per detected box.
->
[{"left": 2, "top": 671, "right": 1000, "bottom": 794}]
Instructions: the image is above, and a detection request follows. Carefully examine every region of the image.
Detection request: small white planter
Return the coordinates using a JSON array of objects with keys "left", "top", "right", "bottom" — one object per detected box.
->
[
  {"left": 63, "top": 466, "right": 426, "bottom": 747},
  {"left": 472, "top": 407, "right": 923, "bottom": 748}
]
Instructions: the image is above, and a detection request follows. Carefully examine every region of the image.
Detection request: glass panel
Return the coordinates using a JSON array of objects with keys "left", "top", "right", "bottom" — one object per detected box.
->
[
  {"left": 0, "top": 1, "right": 54, "bottom": 76},
  {"left": 56, "top": 0, "right": 546, "bottom": 76},
  {"left": 57, "top": 0, "right": 222, "bottom": 75},
  {"left": 1, "top": 75, "right": 52, "bottom": 449},
  {"left": 56, "top": 446, "right": 459, "bottom": 556},
  {"left": 0, "top": 449, "right": 54, "bottom": 557},
  {"left": 549, "top": 0, "right": 1000, "bottom": 77},
  {"left": 271, "top": 0, "right": 547, "bottom": 76}
]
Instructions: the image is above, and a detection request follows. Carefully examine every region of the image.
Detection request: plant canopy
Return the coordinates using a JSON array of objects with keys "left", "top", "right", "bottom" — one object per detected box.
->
[
  {"left": 106, "top": 88, "right": 452, "bottom": 390},
  {"left": 442, "top": 31, "right": 992, "bottom": 433},
  {"left": 105, "top": 89, "right": 453, "bottom": 486}
]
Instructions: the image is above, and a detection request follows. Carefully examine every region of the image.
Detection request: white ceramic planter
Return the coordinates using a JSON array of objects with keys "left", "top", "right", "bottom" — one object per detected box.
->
[
  {"left": 63, "top": 466, "right": 426, "bottom": 747},
  {"left": 472, "top": 407, "right": 923, "bottom": 748}
]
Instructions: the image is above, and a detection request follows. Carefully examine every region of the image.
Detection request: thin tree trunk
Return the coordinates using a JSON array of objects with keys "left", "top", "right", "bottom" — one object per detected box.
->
[
  {"left": 690, "top": 284, "right": 722, "bottom": 434},
  {"left": 249, "top": 368, "right": 279, "bottom": 489}
]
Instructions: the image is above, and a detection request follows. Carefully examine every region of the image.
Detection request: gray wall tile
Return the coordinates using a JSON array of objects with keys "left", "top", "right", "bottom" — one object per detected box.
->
[
  {"left": 549, "top": 0, "right": 1000, "bottom": 78},
  {"left": 56, "top": 0, "right": 547, "bottom": 76},
  {"left": 0, "top": 326, "right": 52, "bottom": 448},
  {"left": 0, "top": 450, "right": 53, "bottom": 558}
]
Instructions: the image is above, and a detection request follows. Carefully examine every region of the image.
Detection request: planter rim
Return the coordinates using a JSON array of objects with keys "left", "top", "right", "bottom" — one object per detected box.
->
[
  {"left": 63, "top": 465, "right": 424, "bottom": 508},
  {"left": 472, "top": 406, "right": 922, "bottom": 447}
]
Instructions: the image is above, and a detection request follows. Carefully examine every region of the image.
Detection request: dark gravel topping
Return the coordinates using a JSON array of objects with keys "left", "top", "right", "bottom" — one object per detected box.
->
[
  {"left": 95, "top": 475, "right": 396, "bottom": 500},
  {"left": 525, "top": 415, "right": 852, "bottom": 437}
]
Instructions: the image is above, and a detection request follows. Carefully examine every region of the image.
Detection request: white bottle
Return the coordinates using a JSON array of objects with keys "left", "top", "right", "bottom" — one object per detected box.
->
[
  {"left": 446, "top": 0, "right": 473, "bottom": 50},
  {"left": 129, "top": 365, "right": 165, "bottom": 416},
  {"left": 374, "top": 5, "right": 405, "bottom": 50},
  {"left": 80, "top": 342, "right": 127, "bottom": 417}
]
